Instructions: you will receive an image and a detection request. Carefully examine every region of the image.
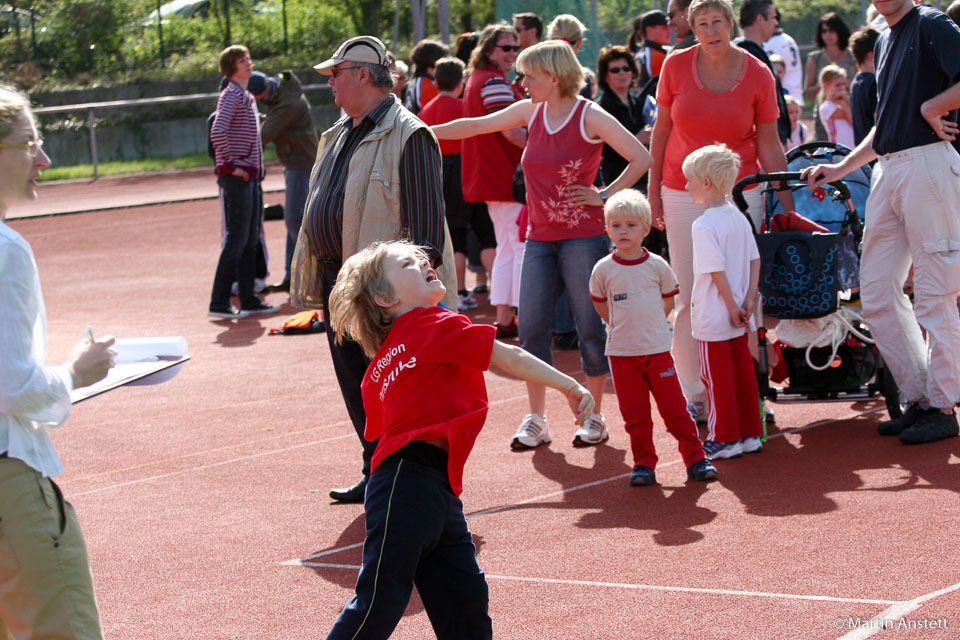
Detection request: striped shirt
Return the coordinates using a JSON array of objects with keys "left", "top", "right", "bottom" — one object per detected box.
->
[
  {"left": 304, "top": 96, "right": 445, "bottom": 264},
  {"left": 480, "top": 75, "right": 518, "bottom": 114},
  {"left": 211, "top": 81, "right": 264, "bottom": 179}
]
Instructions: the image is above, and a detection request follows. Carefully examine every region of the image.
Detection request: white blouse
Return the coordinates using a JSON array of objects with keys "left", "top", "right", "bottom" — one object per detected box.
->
[{"left": 0, "top": 221, "right": 73, "bottom": 477}]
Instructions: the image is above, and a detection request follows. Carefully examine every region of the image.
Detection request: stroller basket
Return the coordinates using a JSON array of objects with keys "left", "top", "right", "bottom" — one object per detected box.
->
[{"left": 734, "top": 172, "right": 853, "bottom": 320}]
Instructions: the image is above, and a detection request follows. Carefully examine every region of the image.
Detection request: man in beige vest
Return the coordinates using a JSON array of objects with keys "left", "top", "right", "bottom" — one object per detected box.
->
[{"left": 291, "top": 36, "right": 457, "bottom": 502}]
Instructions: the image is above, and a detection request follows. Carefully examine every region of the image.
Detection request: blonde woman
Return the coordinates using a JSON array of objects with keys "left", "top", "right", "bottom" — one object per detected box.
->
[
  {"left": 546, "top": 13, "right": 597, "bottom": 99},
  {"left": 434, "top": 40, "right": 652, "bottom": 450}
]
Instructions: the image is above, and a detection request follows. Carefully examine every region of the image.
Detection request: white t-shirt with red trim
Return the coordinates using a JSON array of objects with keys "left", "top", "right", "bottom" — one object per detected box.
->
[
  {"left": 589, "top": 248, "right": 679, "bottom": 357},
  {"left": 690, "top": 203, "right": 760, "bottom": 342},
  {"left": 361, "top": 306, "right": 496, "bottom": 496}
]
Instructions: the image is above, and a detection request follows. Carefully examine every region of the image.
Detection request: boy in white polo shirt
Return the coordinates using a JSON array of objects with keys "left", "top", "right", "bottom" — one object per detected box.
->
[
  {"left": 685, "top": 144, "right": 763, "bottom": 460},
  {"left": 590, "top": 189, "right": 717, "bottom": 486}
]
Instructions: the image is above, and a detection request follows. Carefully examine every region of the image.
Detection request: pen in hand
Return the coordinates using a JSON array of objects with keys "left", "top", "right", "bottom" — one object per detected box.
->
[{"left": 85, "top": 325, "right": 95, "bottom": 343}]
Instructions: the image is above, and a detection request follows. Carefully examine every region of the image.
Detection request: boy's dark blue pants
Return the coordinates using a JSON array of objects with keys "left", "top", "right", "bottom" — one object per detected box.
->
[{"left": 326, "top": 457, "right": 492, "bottom": 640}]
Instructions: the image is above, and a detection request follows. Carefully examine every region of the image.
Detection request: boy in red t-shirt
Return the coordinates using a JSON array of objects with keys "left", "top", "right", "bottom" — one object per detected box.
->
[
  {"left": 419, "top": 57, "right": 497, "bottom": 313},
  {"left": 325, "top": 240, "right": 594, "bottom": 639}
]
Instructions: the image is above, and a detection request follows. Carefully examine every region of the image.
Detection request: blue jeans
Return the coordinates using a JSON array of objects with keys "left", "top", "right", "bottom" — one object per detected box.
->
[
  {"left": 518, "top": 234, "right": 610, "bottom": 377},
  {"left": 210, "top": 175, "right": 261, "bottom": 309},
  {"left": 326, "top": 458, "right": 491, "bottom": 640},
  {"left": 283, "top": 168, "right": 310, "bottom": 279}
]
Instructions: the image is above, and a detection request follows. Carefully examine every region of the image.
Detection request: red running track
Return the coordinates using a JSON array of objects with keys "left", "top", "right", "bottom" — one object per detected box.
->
[{"left": 7, "top": 198, "right": 960, "bottom": 640}]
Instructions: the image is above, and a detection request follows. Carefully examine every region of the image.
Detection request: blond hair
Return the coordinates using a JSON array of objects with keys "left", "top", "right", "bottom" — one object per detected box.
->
[
  {"left": 516, "top": 40, "right": 585, "bottom": 98},
  {"left": 604, "top": 189, "right": 651, "bottom": 228},
  {"left": 784, "top": 94, "right": 802, "bottom": 108},
  {"left": 817, "top": 64, "right": 848, "bottom": 106},
  {"left": 0, "top": 84, "right": 32, "bottom": 140},
  {"left": 682, "top": 143, "right": 741, "bottom": 195},
  {"left": 328, "top": 241, "right": 432, "bottom": 358},
  {"left": 687, "top": 0, "right": 735, "bottom": 29},
  {"left": 546, "top": 14, "right": 587, "bottom": 45}
]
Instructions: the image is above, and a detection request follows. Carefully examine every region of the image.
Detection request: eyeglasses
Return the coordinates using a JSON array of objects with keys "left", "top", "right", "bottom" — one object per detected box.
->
[
  {"left": 329, "top": 65, "right": 363, "bottom": 79},
  {"left": 0, "top": 138, "right": 44, "bottom": 158},
  {"left": 494, "top": 44, "right": 521, "bottom": 52},
  {"left": 608, "top": 65, "right": 632, "bottom": 74}
]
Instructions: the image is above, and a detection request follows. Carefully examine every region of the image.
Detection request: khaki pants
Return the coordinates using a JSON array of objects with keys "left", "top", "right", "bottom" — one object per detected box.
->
[
  {"left": 861, "top": 141, "right": 960, "bottom": 410},
  {"left": 0, "top": 458, "right": 102, "bottom": 640}
]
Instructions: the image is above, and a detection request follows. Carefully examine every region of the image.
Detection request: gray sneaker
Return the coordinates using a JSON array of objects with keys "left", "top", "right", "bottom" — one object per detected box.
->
[{"left": 899, "top": 410, "right": 959, "bottom": 444}]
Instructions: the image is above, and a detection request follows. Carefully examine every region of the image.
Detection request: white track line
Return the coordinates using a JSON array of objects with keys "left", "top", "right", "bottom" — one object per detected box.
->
[
  {"left": 289, "top": 562, "right": 901, "bottom": 606},
  {"left": 71, "top": 433, "right": 354, "bottom": 497},
  {"left": 836, "top": 580, "right": 960, "bottom": 639}
]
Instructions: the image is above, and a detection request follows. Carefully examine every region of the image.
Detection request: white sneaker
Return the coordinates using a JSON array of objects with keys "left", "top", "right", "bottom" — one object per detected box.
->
[
  {"left": 511, "top": 414, "right": 551, "bottom": 450},
  {"left": 741, "top": 436, "right": 763, "bottom": 454},
  {"left": 458, "top": 291, "right": 479, "bottom": 311},
  {"left": 231, "top": 279, "right": 268, "bottom": 296},
  {"left": 687, "top": 401, "right": 708, "bottom": 425},
  {"left": 573, "top": 413, "right": 609, "bottom": 447}
]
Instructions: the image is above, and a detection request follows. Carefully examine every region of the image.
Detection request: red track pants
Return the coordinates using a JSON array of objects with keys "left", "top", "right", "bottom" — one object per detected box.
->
[
  {"left": 697, "top": 334, "right": 763, "bottom": 443},
  {"left": 609, "top": 352, "right": 706, "bottom": 469}
]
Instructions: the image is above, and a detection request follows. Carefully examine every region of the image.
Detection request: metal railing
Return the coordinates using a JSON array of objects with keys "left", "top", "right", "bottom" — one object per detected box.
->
[{"left": 33, "top": 84, "right": 332, "bottom": 179}]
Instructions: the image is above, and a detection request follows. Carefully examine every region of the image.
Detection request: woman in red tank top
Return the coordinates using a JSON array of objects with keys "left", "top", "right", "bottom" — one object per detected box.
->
[{"left": 433, "top": 40, "right": 652, "bottom": 452}]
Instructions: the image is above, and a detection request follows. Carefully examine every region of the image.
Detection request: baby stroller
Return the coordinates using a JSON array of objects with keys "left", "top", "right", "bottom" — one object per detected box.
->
[{"left": 733, "top": 168, "right": 902, "bottom": 421}]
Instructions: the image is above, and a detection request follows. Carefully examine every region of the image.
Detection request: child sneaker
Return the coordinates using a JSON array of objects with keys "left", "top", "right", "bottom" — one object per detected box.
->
[
  {"left": 703, "top": 439, "right": 743, "bottom": 460},
  {"left": 741, "top": 436, "right": 763, "bottom": 454},
  {"left": 686, "top": 458, "right": 719, "bottom": 481},
  {"left": 630, "top": 465, "right": 657, "bottom": 486},
  {"left": 511, "top": 414, "right": 551, "bottom": 450},
  {"left": 457, "top": 291, "right": 479, "bottom": 311},
  {"left": 573, "top": 413, "right": 609, "bottom": 447}
]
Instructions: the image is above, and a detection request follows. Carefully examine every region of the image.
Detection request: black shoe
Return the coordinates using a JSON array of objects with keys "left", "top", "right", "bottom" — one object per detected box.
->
[
  {"left": 877, "top": 403, "right": 929, "bottom": 436},
  {"left": 209, "top": 305, "right": 249, "bottom": 319},
  {"left": 899, "top": 410, "right": 960, "bottom": 444},
  {"left": 267, "top": 277, "right": 290, "bottom": 293},
  {"left": 329, "top": 476, "right": 368, "bottom": 502},
  {"left": 242, "top": 300, "right": 282, "bottom": 316}
]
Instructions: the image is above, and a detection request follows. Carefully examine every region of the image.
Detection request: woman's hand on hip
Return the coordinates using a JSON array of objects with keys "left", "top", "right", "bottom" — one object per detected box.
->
[{"left": 566, "top": 184, "right": 603, "bottom": 208}]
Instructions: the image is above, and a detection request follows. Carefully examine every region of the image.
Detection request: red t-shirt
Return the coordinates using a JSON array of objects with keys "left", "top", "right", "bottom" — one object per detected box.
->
[
  {"left": 657, "top": 46, "right": 780, "bottom": 191},
  {"left": 361, "top": 306, "right": 496, "bottom": 496},
  {"left": 522, "top": 98, "right": 605, "bottom": 241},
  {"left": 419, "top": 95, "right": 463, "bottom": 156},
  {"left": 461, "top": 66, "right": 524, "bottom": 203}
]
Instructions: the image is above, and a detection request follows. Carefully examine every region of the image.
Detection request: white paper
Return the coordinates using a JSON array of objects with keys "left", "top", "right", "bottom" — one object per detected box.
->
[{"left": 70, "top": 337, "right": 190, "bottom": 403}]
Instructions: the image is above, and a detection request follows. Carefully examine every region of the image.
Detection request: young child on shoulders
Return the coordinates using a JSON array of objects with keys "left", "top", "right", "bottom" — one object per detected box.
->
[
  {"left": 683, "top": 144, "right": 763, "bottom": 461},
  {"left": 589, "top": 189, "right": 718, "bottom": 486},
  {"left": 817, "top": 65, "right": 855, "bottom": 149},
  {"left": 325, "top": 240, "right": 594, "bottom": 639}
]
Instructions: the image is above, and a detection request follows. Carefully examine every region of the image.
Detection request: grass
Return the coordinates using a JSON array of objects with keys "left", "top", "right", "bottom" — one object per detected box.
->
[{"left": 39, "top": 147, "right": 279, "bottom": 182}]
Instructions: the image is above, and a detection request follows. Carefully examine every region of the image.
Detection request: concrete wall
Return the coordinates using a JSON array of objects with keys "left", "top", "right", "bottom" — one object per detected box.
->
[
  {"left": 44, "top": 104, "right": 341, "bottom": 165},
  {"left": 34, "top": 71, "right": 338, "bottom": 166}
]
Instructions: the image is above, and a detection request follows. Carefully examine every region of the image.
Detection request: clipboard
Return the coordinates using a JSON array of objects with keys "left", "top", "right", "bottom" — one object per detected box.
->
[{"left": 71, "top": 337, "right": 190, "bottom": 404}]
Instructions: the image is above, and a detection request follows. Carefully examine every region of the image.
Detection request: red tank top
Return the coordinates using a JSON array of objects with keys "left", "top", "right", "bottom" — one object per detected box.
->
[{"left": 521, "top": 98, "right": 604, "bottom": 241}]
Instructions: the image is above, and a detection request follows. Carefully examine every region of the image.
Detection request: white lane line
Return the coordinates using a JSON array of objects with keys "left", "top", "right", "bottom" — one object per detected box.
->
[
  {"left": 287, "top": 416, "right": 848, "bottom": 565},
  {"left": 836, "top": 580, "right": 960, "bottom": 639},
  {"left": 289, "top": 563, "right": 901, "bottom": 606},
  {"left": 71, "top": 433, "right": 355, "bottom": 497}
]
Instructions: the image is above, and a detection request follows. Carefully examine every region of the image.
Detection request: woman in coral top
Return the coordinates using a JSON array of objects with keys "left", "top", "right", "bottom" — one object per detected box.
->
[
  {"left": 647, "top": 0, "right": 794, "bottom": 421},
  {"left": 432, "top": 39, "right": 651, "bottom": 452}
]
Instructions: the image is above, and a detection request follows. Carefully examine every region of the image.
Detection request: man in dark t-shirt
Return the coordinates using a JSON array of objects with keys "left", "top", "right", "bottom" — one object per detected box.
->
[
  {"left": 738, "top": 0, "right": 791, "bottom": 144},
  {"left": 803, "top": 1, "right": 960, "bottom": 445}
]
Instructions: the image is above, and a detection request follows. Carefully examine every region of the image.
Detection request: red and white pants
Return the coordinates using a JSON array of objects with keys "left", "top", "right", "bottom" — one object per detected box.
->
[
  {"left": 609, "top": 352, "right": 706, "bottom": 468},
  {"left": 698, "top": 335, "right": 763, "bottom": 443}
]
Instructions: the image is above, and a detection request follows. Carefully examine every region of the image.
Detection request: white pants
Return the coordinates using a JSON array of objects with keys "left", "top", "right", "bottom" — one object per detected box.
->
[
  {"left": 662, "top": 185, "right": 763, "bottom": 405},
  {"left": 860, "top": 141, "right": 960, "bottom": 409},
  {"left": 486, "top": 201, "right": 525, "bottom": 307}
]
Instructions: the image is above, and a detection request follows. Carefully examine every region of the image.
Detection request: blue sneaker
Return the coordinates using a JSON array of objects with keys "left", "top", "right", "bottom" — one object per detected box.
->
[
  {"left": 629, "top": 465, "right": 657, "bottom": 486},
  {"left": 703, "top": 439, "right": 743, "bottom": 460},
  {"left": 686, "top": 458, "right": 719, "bottom": 481}
]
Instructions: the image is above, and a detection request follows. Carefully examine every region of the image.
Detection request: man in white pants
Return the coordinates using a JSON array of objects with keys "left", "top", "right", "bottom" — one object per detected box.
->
[{"left": 804, "top": 0, "right": 960, "bottom": 444}]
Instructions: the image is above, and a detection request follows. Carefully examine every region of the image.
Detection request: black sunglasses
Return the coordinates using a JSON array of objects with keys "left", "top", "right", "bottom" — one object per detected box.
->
[
  {"left": 495, "top": 44, "right": 521, "bottom": 52},
  {"left": 608, "top": 65, "right": 632, "bottom": 74}
]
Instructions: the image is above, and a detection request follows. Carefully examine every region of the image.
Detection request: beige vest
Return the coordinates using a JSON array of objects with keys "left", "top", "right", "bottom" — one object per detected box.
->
[{"left": 291, "top": 96, "right": 458, "bottom": 311}]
